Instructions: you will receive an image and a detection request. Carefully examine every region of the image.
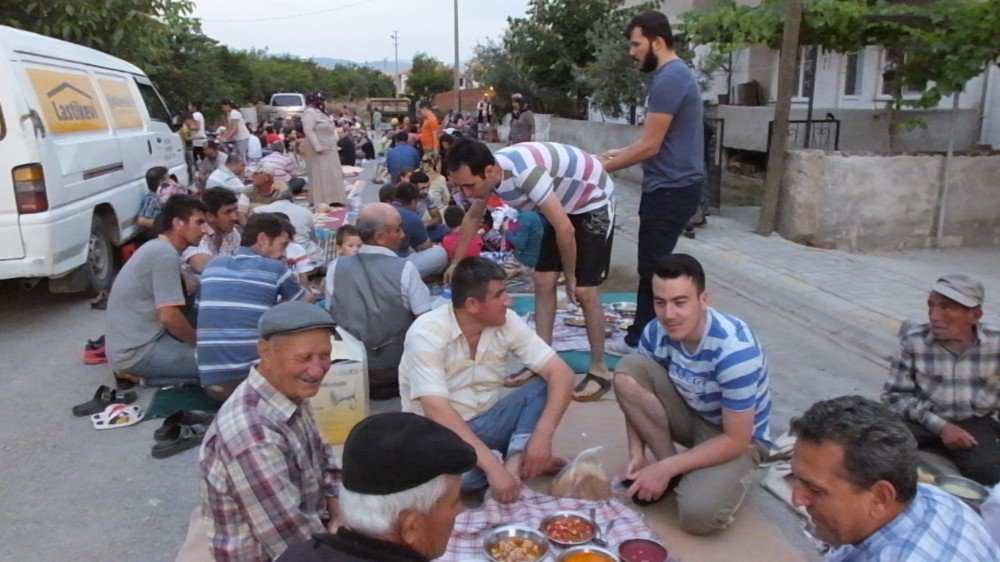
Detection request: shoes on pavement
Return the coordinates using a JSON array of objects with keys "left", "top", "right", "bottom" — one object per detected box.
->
[{"left": 605, "top": 336, "right": 638, "bottom": 357}]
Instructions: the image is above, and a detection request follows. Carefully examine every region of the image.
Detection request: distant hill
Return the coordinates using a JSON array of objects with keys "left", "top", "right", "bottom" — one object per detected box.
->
[{"left": 313, "top": 57, "right": 411, "bottom": 74}]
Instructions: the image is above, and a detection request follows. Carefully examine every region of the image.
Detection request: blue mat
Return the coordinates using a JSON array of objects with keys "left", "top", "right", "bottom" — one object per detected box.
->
[{"left": 511, "top": 292, "right": 637, "bottom": 373}]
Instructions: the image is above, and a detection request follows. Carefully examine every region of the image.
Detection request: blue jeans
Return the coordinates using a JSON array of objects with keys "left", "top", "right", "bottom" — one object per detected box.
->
[
  {"left": 462, "top": 377, "right": 548, "bottom": 491},
  {"left": 129, "top": 332, "right": 199, "bottom": 387}
]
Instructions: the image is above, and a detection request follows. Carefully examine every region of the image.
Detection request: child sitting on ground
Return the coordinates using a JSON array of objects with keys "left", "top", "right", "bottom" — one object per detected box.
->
[{"left": 440, "top": 205, "right": 483, "bottom": 261}]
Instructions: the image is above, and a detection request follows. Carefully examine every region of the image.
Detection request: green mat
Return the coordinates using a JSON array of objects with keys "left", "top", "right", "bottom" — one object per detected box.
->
[
  {"left": 146, "top": 385, "right": 221, "bottom": 418},
  {"left": 511, "top": 291, "right": 637, "bottom": 373}
]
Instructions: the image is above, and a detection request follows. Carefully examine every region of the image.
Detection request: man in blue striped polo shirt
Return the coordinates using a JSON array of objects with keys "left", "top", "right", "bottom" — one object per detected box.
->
[
  {"left": 613, "top": 253, "right": 772, "bottom": 535},
  {"left": 197, "top": 213, "right": 307, "bottom": 402}
]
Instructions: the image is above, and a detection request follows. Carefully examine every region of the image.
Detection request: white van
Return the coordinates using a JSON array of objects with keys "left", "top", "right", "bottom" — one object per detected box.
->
[{"left": 0, "top": 25, "right": 187, "bottom": 294}]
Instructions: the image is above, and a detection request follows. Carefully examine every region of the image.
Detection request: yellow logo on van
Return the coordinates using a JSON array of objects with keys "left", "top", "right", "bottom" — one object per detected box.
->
[
  {"left": 27, "top": 68, "right": 108, "bottom": 134},
  {"left": 98, "top": 78, "right": 143, "bottom": 129}
]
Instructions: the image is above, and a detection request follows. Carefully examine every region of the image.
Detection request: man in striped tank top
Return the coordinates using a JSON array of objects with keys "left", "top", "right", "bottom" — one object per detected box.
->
[
  {"left": 613, "top": 254, "right": 773, "bottom": 535},
  {"left": 445, "top": 139, "right": 616, "bottom": 401}
]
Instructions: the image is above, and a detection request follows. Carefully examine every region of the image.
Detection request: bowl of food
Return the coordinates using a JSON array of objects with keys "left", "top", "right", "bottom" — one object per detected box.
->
[
  {"left": 618, "top": 538, "right": 668, "bottom": 562},
  {"left": 935, "top": 474, "right": 989, "bottom": 508},
  {"left": 540, "top": 511, "right": 597, "bottom": 547},
  {"left": 612, "top": 302, "right": 637, "bottom": 314},
  {"left": 484, "top": 525, "right": 549, "bottom": 562},
  {"left": 558, "top": 545, "right": 620, "bottom": 562}
]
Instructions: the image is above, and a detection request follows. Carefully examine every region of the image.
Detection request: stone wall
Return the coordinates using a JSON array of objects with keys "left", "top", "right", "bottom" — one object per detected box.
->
[
  {"left": 778, "top": 150, "right": 1000, "bottom": 251},
  {"left": 541, "top": 116, "right": 644, "bottom": 184}
]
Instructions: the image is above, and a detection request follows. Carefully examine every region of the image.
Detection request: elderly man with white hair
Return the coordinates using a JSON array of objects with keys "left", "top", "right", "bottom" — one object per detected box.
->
[{"left": 277, "top": 412, "right": 476, "bottom": 562}]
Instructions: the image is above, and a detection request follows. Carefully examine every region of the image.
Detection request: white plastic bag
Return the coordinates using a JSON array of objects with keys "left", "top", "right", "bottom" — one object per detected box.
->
[{"left": 550, "top": 446, "right": 611, "bottom": 501}]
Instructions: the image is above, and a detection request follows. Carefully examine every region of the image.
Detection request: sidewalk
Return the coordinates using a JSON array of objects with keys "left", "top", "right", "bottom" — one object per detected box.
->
[{"left": 612, "top": 177, "right": 1000, "bottom": 369}]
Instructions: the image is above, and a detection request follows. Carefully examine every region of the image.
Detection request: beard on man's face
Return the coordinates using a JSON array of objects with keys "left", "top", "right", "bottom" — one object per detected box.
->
[{"left": 638, "top": 49, "right": 659, "bottom": 73}]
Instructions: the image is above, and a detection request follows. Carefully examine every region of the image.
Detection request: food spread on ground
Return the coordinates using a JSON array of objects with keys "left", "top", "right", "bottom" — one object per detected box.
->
[
  {"left": 619, "top": 538, "right": 669, "bottom": 562},
  {"left": 562, "top": 551, "right": 615, "bottom": 562},
  {"left": 488, "top": 536, "right": 545, "bottom": 562},
  {"left": 543, "top": 514, "right": 595, "bottom": 544}
]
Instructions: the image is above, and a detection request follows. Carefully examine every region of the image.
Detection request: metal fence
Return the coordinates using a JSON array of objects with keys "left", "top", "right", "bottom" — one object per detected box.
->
[
  {"left": 767, "top": 119, "right": 841, "bottom": 152},
  {"left": 705, "top": 117, "right": 724, "bottom": 210}
]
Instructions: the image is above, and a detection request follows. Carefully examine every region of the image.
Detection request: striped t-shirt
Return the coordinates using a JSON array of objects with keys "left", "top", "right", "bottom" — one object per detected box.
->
[
  {"left": 494, "top": 142, "right": 613, "bottom": 215},
  {"left": 639, "top": 308, "right": 773, "bottom": 447},
  {"left": 197, "top": 248, "right": 305, "bottom": 385}
]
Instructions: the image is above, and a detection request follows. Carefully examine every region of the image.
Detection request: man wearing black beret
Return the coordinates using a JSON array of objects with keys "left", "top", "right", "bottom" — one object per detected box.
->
[{"left": 277, "top": 412, "right": 477, "bottom": 562}]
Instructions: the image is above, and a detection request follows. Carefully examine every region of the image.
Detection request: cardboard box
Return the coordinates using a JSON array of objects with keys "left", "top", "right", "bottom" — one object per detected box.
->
[{"left": 310, "top": 327, "right": 369, "bottom": 444}]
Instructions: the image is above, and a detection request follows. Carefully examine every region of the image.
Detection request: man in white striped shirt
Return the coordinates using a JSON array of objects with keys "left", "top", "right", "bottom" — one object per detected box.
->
[{"left": 445, "top": 139, "right": 616, "bottom": 401}]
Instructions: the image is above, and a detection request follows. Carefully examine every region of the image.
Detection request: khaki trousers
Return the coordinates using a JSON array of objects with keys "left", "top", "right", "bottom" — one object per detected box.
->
[{"left": 616, "top": 354, "right": 765, "bottom": 534}]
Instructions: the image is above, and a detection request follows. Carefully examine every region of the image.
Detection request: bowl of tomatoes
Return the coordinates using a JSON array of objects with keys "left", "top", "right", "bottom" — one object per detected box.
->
[{"left": 539, "top": 511, "right": 597, "bottom": 547}]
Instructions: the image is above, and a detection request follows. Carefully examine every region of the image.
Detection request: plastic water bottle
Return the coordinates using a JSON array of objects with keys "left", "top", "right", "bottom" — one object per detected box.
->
[
  {"left": 433, "top": 287, "right": 452, "bottom": 309},
  {"left": 346, "top": 190, "right": 362, "bottom": 225}
]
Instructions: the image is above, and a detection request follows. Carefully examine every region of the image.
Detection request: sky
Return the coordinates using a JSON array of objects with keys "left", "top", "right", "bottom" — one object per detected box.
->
[{"left": 190, "top": 0, "right": 530, "bottom": 66}]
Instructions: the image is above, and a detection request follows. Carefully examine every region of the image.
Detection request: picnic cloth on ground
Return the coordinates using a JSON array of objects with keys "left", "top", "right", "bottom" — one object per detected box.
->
[
  {"left": 145, "top": 385, "right": 220, "bottom": 418},
  {"left": 438, "top": 487, "right": 663, "bottom": 562}
]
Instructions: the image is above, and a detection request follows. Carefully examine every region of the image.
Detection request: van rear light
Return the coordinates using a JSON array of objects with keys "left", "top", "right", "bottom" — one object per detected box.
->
[{"left": 13, "top": 164, "right": 48, "bottom": 214}]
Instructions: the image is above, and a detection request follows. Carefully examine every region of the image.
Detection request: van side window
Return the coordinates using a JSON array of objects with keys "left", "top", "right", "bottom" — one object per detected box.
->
[{"left": 134, "top": 80, "right": 171, "bottom": 123}]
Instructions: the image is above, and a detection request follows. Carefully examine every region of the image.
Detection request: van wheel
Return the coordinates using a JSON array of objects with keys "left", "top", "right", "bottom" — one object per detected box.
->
[{"left": 85, "top": 219, "right": 114, "bottom": 296}]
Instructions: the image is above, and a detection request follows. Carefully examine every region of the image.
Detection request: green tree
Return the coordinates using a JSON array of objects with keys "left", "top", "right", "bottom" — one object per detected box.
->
[
  {"left": 404, "top": 53, "right": 453, "bottom": 101},
  {"left": 470, "top": 37, "right": 535, "bottom": 117}
]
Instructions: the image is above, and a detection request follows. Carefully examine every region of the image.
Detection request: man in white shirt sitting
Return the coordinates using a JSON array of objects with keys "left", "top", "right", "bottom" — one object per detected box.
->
[
  {"left": 399, "top": 257, "right": 574, "bottom": 504},
  {"left": 206, "top": 156, "right": 246, "bottom": 193}
]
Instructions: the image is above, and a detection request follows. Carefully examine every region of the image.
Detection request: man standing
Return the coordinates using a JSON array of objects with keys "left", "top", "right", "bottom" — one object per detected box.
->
[
  {"left": 198, "top": 301, "right": 342, "bottom": 562},
  {"left": 507, "top": 93, "right": 535, "bottom": 145},
  {"left": 881, "top": 273, "right": 1000, "bottom": 485},
  {"left": 399, "top": 257, "right": 574, "bottom": 504},
  {"left": 106, "top": 195, "right": 208, "bottom": 388},
  {"left": 188, "top": 101, "right": 207, "bottom": 162},
  {"left": 277, "top": 413, "right": 476, "bottom": 562},
  {"left": 612, "top": 254, "right": 772, "bottom": 534},
  {"left": 418, "top": 101, "right": 440, "bottom": 155},
  {"left": 601, "top": 10, "right": 705, "bottom": 356},
  {"left": 791, "top": 396, "right": 998, "bottom": 561},
  {"left": 446, "top": 139, "right": 615, "bottom": 400},
  {"left": 197, "top": 214, "right": 306, "bottom": 402},
  {"left": 325, "top": 203, "right": 432, "bottom": 400},
  {"left": 183, "top": 187, "right": 242, "bottom": 274}
]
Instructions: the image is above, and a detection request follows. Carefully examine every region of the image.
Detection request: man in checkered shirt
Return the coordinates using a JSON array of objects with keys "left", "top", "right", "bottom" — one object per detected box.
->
[
  {"left": 881, "top": 273, "right": 1000, "bottom": 485},
  {"left": 791, "top": 396, "right": 998, "bottom": 561}
]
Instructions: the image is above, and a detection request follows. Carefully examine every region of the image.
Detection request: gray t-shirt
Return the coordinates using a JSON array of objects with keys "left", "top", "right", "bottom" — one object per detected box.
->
[
  {"left": 642, "top": 59, "right": 705, "bottom": 192},
  {"left": 105, "top": 238, "right": 186, "bottom": 369}
]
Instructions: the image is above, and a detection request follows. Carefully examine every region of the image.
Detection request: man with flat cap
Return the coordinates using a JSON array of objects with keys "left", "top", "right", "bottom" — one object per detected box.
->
[
  {"left": 197, "top": 301, "right": 342, "bottom": 562},
  {"left": 882, "top": 273, "right": 1000, "bottom": 485},
  {"left": 278, "top": 412, "right": 476, "bottom": 561}
]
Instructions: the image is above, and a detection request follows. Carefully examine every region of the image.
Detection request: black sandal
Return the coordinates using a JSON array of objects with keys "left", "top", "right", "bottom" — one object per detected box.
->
[
  {"left": 71, "top": 385, "right": 137, "bottom": 417},
  {"left": 573, "top": 373, "right": 612, "bottom": 402},
  {"left": 151, "top": 423, "right": 209, "bottom": 459},
  {"left": 154, "top": 410, "right": 216, "bottom": 441}
]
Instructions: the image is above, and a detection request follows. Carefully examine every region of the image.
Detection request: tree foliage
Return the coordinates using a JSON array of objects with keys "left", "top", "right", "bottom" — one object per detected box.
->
[
  {"left": 404, "top": 53, "right": 453, "bottom": 102},
  {"left": 2, "top": 0, "right": 395, "bottom": 121},
  {"left": 470, "top": 36, "right": 536, "bottom": 117},
  {"left": 682, "top": 0, "right": 1000, "bottom": 110}
]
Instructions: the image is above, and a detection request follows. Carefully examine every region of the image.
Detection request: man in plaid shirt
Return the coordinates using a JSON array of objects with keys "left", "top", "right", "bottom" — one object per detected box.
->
[
  {"left": 881, "top": 273, "right": 1000, "bottom": 485},
  {"left": 791, "top": 396, "right": 998, "bottom": 561},
  {"left": 197, "top": 302, "right": 342, "bottom": 562}
]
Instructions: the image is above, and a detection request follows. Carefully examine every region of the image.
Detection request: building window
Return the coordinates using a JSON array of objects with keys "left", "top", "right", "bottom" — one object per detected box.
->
[
  {"left": 880, "top": 48, "right": 925, "bottom": 96},
  {"left": 843, "top": 51, "right": 864, "bottom": 96},
  {"left": 795, "top": 46, "right": 819, "bottom": 98}
]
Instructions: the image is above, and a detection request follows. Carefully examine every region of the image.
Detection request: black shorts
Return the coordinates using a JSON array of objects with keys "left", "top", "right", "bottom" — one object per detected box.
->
[{"left": 536, "top": 205, "right": 613, "bottom": 287}]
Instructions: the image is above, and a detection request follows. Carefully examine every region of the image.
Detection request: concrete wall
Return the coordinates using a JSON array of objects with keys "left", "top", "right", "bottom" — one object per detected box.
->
[
  {"left": 778, "top": 150, "right": 1000, "bottom": 252},
  {"left": 539, "top": 116, "right": 644, "bottom": 184},
  {"left": 716, "top": 105, "right": 982, "bottom": 153}
]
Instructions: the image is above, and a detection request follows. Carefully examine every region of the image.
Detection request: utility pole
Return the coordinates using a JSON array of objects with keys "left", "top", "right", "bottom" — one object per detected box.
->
[
  {"left": 757, "top": 0, "right": 802, "bottom": 236},
  {"left": 454, "top": 0, "right": 461, "bottom": 113},
  {"left": 391, "top": 30, "right": 400, "bottom": 97}
]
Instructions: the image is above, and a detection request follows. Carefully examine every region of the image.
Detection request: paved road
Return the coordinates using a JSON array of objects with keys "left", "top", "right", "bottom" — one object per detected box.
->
[{"left": 0, "top": 162, "right": 888, "bottom": 561}]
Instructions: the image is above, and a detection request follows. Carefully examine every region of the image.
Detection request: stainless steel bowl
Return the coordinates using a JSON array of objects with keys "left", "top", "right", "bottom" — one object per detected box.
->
[
  {"left": 539, "top": 511, "right": 597, "bottom": 547},
  {"left": 935, "top": 474, "right": 989, "bottom": 508},
  {"left": 557, "top": 545, "right": 620, "bottom": 562},
  {"left": 483, "top": 525, "right": 550, "bottom": 562}
]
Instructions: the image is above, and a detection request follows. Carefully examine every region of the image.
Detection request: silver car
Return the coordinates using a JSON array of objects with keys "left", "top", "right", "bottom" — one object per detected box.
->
[{"left": 268, "top": 92, "right": 306, "bottom": 121}]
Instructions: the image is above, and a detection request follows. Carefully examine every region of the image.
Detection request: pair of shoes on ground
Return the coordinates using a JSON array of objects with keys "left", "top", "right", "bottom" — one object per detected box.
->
[
  {"left": 503, "top": 368, "right": 613, "bottom": 402},
  {"left": 151, "top": 410, "right": 215, "bottom": 459},
  {"left": 83, "top": 335, "right": 107, "bottom": 365},
  {"left": 72, "top": 384, "right": 137, "bottom": 416}
]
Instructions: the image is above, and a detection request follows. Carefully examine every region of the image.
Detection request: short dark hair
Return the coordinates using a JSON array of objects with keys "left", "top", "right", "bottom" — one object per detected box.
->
[
  {"left": 145, "top": 166, "right": 169, "bottom": 192},
  {"left": 394, "top": 131, "right": 409, "bottom": 142},
  {"left": 443, "top": 205, "right": 465, "bottom": 229},
  {"left": 335, "top": 224, "right": 360, "bottom": 245},
  {"left": 393, "top": 167, "right": 415, "bottom": 185},
  {"left": 189, "top": 100, "right": 202, "bottom": 111},
  {"left": 241, "top": 213, "right": 289, "bottom": 247},
  {"left": 266, "top": 212, "right": 297, "bottom": 238},
  {"left": 653, "top": 253, "right": 706, "bottom": 294},
  {"left": 791, "top": 396, "right": 918, "bottom": 503},
  {"left": 625, "top": 10, "right": 674, "bottom": 48},
  {"left": 409, "top": 171, "right": 429, "bottom": 184},
  {"left": 160, "top": 194, "right": 208, "bottom": 230},
  {"left": 395, "top": 183, "right": 421, "bottom": 204},
  {"left": 201, "top": 187, "right": 238, "bottom": 214},
  {"left": 451, "top": 257, "right": 506, "bottom": 308},
  {"left": 378, "top": 184, "right": 397, "bottom": 203},
  {"left": 220, "top": 99, "right": 234, "bottom": 107},
  {"left": 418, "top": 101, "right": 432, "bottom": 110},
  {"left": 439, "top": 133, "right": 454, "bottom": 147},
  {"left": 445, "top": 138, "right": 496, "bottom": 177}
]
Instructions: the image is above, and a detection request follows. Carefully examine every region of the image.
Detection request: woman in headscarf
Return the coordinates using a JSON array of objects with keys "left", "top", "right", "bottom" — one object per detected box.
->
[{"left": 300, "top": 91, "right": 346, "bottom": 206}]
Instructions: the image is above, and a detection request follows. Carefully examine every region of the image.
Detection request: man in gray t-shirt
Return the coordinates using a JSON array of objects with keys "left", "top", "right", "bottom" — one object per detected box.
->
[
  {"left": 106, "top": 195, "right": 209, "bottom": 387},
  {"left": 600, "top": 10, "right": 706, "bottom": 358}
]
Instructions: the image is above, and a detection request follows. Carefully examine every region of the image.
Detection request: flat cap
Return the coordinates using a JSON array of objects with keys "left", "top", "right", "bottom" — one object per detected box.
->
[
  {"left": 342, "top": 413, "right": 476, "bottom": 495},
  {"left": 932, "top": 273, "right": 984, "bottom": 308},
  {"left": 258, "top": 301, "right": 337, "bottom": 340}
]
